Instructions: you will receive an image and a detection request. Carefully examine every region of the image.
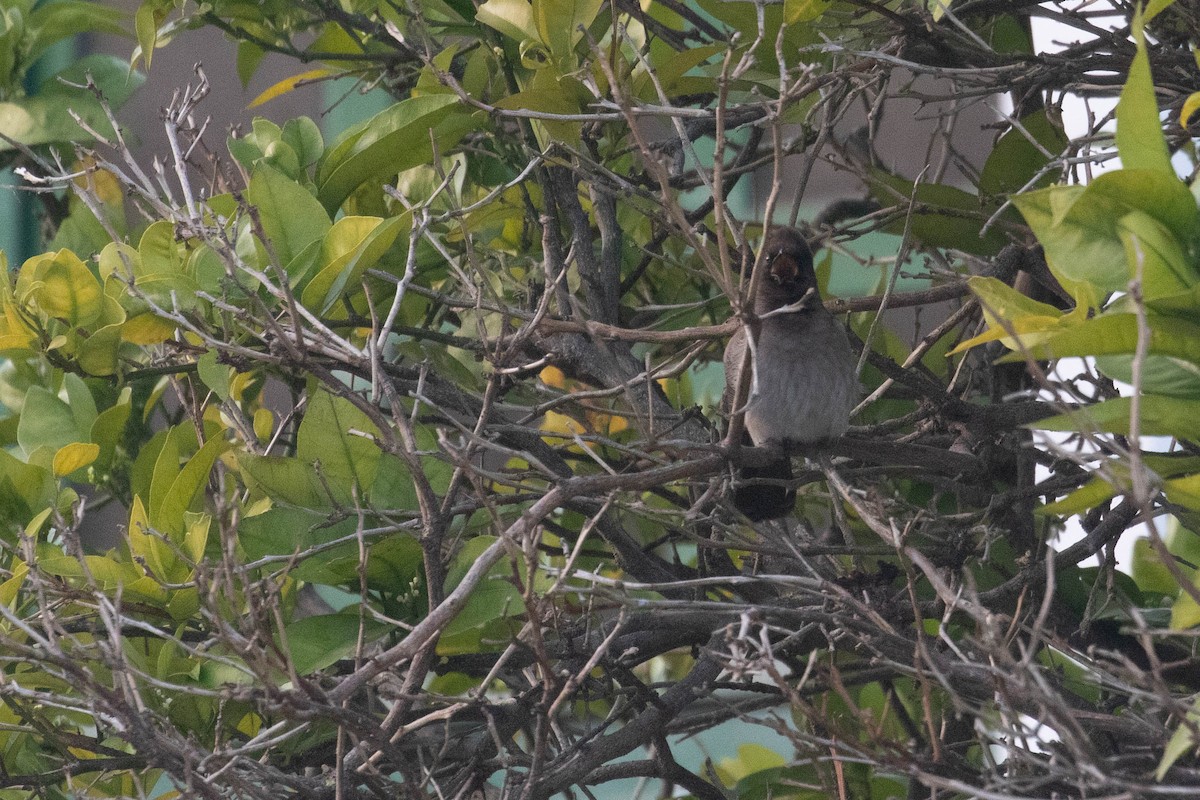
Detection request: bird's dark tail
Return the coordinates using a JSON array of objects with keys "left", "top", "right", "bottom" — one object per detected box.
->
[{"left": 733, "top": 456, "right": 795, "bottom": 521}]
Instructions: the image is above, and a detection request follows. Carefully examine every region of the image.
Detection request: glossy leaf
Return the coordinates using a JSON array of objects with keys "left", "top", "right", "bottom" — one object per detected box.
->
[
  {"left": 301, "top": 213, "right": 410, "bottom": 315},
  {"left": 52, "top": 442, "right": 99, "bottom": 477},
  {"left": 154, "top": 434, "right": 231, "bottom": 536},
  {"left": 316, "top": 95, "right": 473, "bottom": 213},
  {"left": 249, "top": 68, "right": 336, "bottom": 109},
  {"left": 1012, "top": 313, "right": 1200, "bottom": 367},
  {"left": 246, "top": 164, "right": 333, "bottom": 269},
  {"left": 476, "top": 0, "right": 539, "bottom": 42},
  {"left": 533, "top": 0, "right": 603, "bottom": 62},
  {"left": 1118, "top": 210, "right": 1198, "bottom": 300},
  {"left": 1014, "top": 171, "right": 1200, "bottom": 294}
]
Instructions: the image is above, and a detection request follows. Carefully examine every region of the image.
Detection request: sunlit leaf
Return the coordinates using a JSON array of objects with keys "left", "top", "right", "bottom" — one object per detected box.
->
[
  {"left": 52, "top": 442, "right": 99, "bottom": 477},
  {"left": 249, "top": 68, "right": 337, "bottom": 109}
]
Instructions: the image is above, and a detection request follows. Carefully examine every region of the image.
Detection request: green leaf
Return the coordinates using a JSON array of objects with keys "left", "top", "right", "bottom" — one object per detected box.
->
[
  {"left": 367, "top": 453, "right": 416, "bottom": 509},
  {"left": 281, "top": 117, "right": 324, "bottom": 171},
  {"left": 196, "top": 350, "right": 231, "bottom": 402},
  {"left": 633, "top": 44, "right": 723, "bottom": 100},
  {"left": 127, "top": 493, "right": 179, "bottom": 583},
  {"left": 494, "top": 69, "right": 583, "bottom": 146},
  {"left": 1094, "top": 353, "right": 1200, "bottom": 400},
  {"left": 1089, "top": 170, "right": 1200, "bottom": 250},
  {"left": 89, "top": 390, "right": 131, "bottom": 472},
  {"left": 1031, "top": 395, "right": 1200, "bottom": 440},
  {"left": 1165, "top": 473, "right": 1200, "bottom": 512},
  {"left": 1118, "top": 210, "right": 1199, "bottom": 300},
  {"left": 154, "top": 434, "right": 230, "bottom": 536},
  {"left": 532, "top": 0, "right": 603, "bottom": 62},
  {"left": 17, "top": 385, "right": 83, "bottom": 457},
  {"left": 476, "top": 0, "right": 539, "bottom": 42},
  {"left": 1170, "top": 580, "right": 1200, "bottom": 630},
  {"left": 138, "top": 219, "right": 184, "bottom": 277},
  {"left": 439, "top": 535, "right": 524, "bottom": 653},
  {"left": 296, "top": 389, "right": 382, "bottom": 503},
  {"left": 316, "top": 95, "right": 473, "bottom": 214},
  {"left": 238, "top": 505, "right": 354, "bottom": 560},
  {"left": 784, "top": 0, "right": 831, "bottom": 24},
  {"left": 301, "top": 213, "right": 411, "bottom": 315},
  {"left": 147, "top": 424, "right": 185, "bottom": 527},
  {"left": 1145, "top": 0, "right": 1178, "bottom": 21},
  {"left": 1014, "top": 313, "right": 1200, "bottom": 368},
  {"left": 0, "top": 56, "right": 145, "bottom": 151},
  {"left": 33, "top": 249, "right": 103, "bottom": 326},
  {"left": 38, "top": 53, "right": 144, "bottom": 108},
  {"left": 979, "top": 110, "right": 1069, "bottom": 197},
  {"left": 1117, "top": 12, "right": 1173, "bottom": 174},
  {"left": 62, "top": 373, "right": 98, "bottom": 436},
  {"left": 1015, "top": 171, "right": 1200, "bottom": 294},
  {"left": 130, "top": 427, "right": 170, "bottom": 503},
  {"left": 1131, "top": 538, "right": 1187, "bottom": 596},
  {"left": 282, "top": 613, "right": 388, "bottom": 674},
  {"left": 134, "top": 2, "right": 162, "bottom": 71},
  {"left": 181, "top": 511, "right": 210, "bottom": 565},
  {"left": 0, "top": 448, "right": 55, "bottom": 523},
  {"left": 237, "top": 454, "right": 331, "bottom": 509},
  {"left": 28, "top": 2, "right": 129, "bottom": 62},
  {"left": 1038, "top": 478, "right": 1115, "bottom": 516},
  {"left": 75, "top": 322, "right": 123, "bottom": 376},
  {"left": 868, "top": 169, "right": 1007, "bottom": 255},
  {"left": 1158, "top": 694, "right": 1200, "bottom": 780},
  {"left": 0, "top": 7, "right": 23, "bottom": 90},
  {"left": 246, "top": 164, "right": 333, "bottom": 269},
  {"left": 236, "top": 40, "right": 265, "bottom": 87}
]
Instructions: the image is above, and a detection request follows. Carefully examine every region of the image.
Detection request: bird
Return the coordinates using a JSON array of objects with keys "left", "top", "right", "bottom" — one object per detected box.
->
[{"left": 722, "top": 227, "right": 858, "bottom": 521}]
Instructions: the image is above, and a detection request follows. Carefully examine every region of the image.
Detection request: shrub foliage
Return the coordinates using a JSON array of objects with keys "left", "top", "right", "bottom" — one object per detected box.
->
[{"left": 1, "top": 1, "right": 1200, "bottom": 798}]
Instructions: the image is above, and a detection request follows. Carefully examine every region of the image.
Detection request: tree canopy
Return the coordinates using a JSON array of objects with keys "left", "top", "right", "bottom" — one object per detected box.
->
[{"left": 1, "top": 1, "right": 1200, "bottom": 798}]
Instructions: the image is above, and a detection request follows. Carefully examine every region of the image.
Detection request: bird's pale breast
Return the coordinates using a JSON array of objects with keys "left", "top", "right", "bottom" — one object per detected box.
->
[{"left": 727, "top": 312, "right": 858, "bottom": 446}]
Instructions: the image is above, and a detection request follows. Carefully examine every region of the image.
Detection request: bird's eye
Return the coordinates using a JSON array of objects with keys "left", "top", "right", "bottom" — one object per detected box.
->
[{"left": 769, "top": 252, "right": 798, "bottom": 283}]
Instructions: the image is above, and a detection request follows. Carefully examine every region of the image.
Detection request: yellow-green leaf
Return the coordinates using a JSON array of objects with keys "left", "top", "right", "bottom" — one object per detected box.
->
[
  {"left": 1158, "top": 694, "right": 1200, "bottom": 780},
  {"left": 1181, "top": 91, "right": 1200, "bottom": 129},
  {"left": 34, "top": 250, "right": 103, "bottom": 326},
  {"left": 1116, "top": 12, "right": 1173, "bottom": 174},
  {"left": 476, "top": 0, "right": 539, "bottom": 42},
  {"left": 784, "top": 0, "right": 831, "bottom": 23},
  {"left": 52, "top": 442, "right": 100, "bottom": 477},
  {"left": 249, "top": 68, "right": 337, "bottom": 109}
]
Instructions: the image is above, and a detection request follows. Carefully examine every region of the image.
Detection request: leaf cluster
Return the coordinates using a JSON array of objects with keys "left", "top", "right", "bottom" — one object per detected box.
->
[{"left": 0, "top": 2, "right": 1199, "bottom": 799}]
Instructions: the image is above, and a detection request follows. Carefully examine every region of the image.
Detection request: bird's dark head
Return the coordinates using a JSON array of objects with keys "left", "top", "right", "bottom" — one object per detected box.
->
[{"left": 758, "top": 227, "right": 818, "bottom": 306}]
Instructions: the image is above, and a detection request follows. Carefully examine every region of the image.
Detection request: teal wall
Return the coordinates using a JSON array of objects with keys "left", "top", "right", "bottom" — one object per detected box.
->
[{"left": 0, "top": 37, "right": 77, "bottom": 268}]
